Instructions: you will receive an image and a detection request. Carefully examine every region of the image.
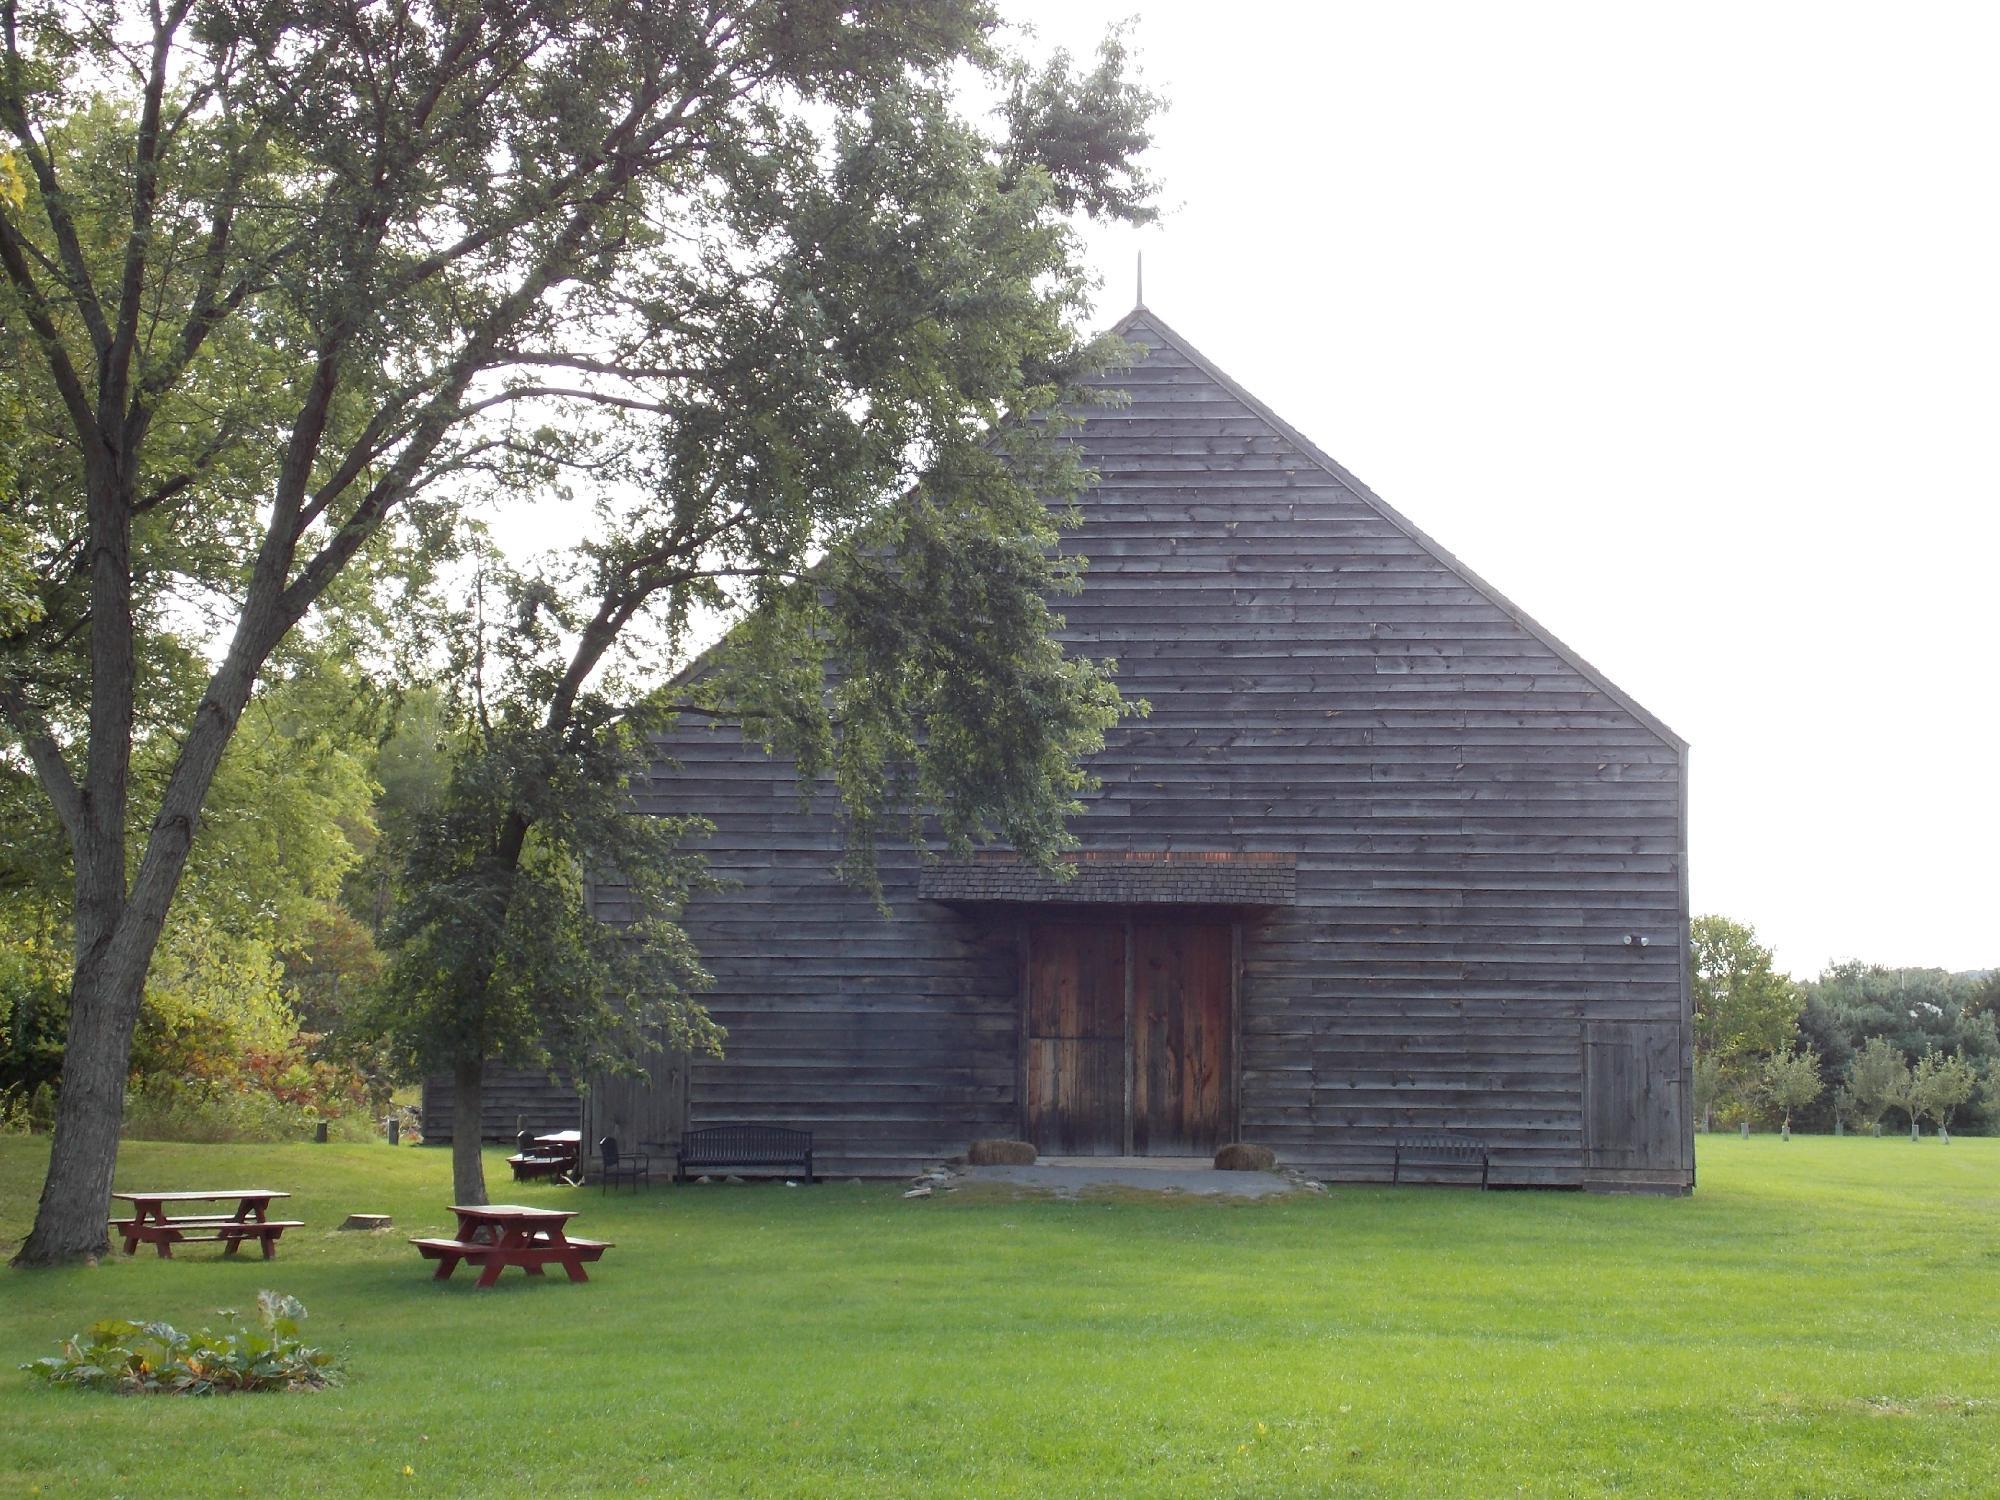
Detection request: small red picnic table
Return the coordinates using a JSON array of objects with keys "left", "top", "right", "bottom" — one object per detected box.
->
[
  {"left": 110, "top": 1190, "right": 300, "bottom": 1259},
  {"left": 410, "top": 1204, "right": 611, "bottom": 1288}
]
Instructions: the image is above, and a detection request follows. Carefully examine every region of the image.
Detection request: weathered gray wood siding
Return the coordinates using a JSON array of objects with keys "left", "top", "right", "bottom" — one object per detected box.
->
[
  {"left": 419, "top": 1065, "right": 580, "bottom": 1145},
  {"left": 625, "top": 307, "right": 1691, "bottom": 1187},
  {"left": 461, "top": 307, "right": 1690, "bottom": 1186}
]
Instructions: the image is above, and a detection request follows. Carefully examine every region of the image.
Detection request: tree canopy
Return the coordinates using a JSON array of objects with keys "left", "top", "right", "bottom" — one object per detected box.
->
[
  {"left": 1692, "top": 915, "right": 1802, "bottom": 1065},
  {"left": 2, "top": 0, "right": 1160, "bottom": 1261}
]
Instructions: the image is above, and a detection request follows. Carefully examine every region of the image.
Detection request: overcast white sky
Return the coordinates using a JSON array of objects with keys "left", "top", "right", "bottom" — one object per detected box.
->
[{"left": 1005, "top": 1, "right": 1998, "bottom": 977}]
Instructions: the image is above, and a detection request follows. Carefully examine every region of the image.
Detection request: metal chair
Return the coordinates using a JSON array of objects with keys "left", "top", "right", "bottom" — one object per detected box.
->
[{"left": 597, "top": 1136, "right": 650, "bottom": 1193}]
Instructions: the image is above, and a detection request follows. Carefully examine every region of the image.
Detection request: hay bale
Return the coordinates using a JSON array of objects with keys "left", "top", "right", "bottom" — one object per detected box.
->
[
  {"left": 1212, "top": 1143, "right": 1276, "bottom": 1172},
  {"left": 966, "top": 1138, "right": 1038, "bottom": 1166}
]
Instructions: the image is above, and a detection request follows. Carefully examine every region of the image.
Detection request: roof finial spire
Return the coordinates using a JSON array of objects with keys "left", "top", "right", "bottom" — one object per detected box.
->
[{"left": 1135, "top": 250, "right": 1145, "bottom": 309}]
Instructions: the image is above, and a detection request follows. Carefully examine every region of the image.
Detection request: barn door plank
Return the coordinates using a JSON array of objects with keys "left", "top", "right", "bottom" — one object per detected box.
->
[
  {"left": 1131, "top": 918, "right": 1233, "bottom": 1155},
  {"left": 1583, "top": 1019, "right": 1683, "bottom": 1171},
  {"left": 1025, "top": 920, "right": 1127, "bottom": 1154}
]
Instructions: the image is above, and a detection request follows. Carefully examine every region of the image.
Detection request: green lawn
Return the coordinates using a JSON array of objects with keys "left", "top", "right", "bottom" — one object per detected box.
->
[{"left": 1, "top": 1136, "right": 1995, "bottom": 1498}]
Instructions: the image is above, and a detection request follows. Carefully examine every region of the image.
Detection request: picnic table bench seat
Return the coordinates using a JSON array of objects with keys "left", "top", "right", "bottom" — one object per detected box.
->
[
  {"left": 506, "top": 1153, "right": 572, "bottom": 1181},
  {"left": 109, "top": 1216, "right": 304, "bottom": 1258},
  {"left": 508, "top": 1131, "right": 580, "bottom": 1182},
  {"left": 409, "top": 1235, "right": 612, "bottom": 1264},
  {"left": 109, "top": 1190, "right": 298, "bottom": 1259},
  {"left": 1391, "top": 1133, "right": 1490, "bottom": 1189},
  {"left": 676, "top": 1125, "right": 814, "bottom": 1183},
  {"left": 413, "top": 1204, "right": 611, "bottom": 1287}
]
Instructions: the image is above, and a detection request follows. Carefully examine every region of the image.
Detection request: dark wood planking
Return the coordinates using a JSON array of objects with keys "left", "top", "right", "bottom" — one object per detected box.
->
[
  {"left": 1130, "top": 918, "right": 1233, "bottom": 1156},
  {"left": 449, "top": 307, "right": 1691, "bottom": 1186},
  {"left": 1023, "top": 919, "right": 1126, "bottom": 1153},
  {"left": 419, "top": 1064, "right": 580, "bottom": 1144}
]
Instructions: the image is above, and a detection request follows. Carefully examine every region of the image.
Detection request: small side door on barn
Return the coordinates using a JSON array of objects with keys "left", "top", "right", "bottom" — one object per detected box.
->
[
  {"left": 1581, "top": 1019, "right": 1691, "bottom": 1190},
  {"left": 1023, "top": 914, "right": 1235, "bottom": 1157}
]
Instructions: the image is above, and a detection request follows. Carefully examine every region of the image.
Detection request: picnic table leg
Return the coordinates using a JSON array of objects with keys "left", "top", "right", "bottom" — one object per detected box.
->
[
  {"left": 474, "top": 1255, "right": 508, "bottom": 1289},
  {"left": 260, "top": 1229, "right": 279, "bottom": 1260},
  {"left": 432, "top": 1252, "right": 462, "bottom": 1281},
  {"left": 559, "top": 1254, "right": 589, "bottom": 1284},
  {"left": 223, "top": 1233, "right": 242, "bottom": 1257}
]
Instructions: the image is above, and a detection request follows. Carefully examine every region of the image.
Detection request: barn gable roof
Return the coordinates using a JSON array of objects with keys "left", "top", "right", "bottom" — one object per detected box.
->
[{"left": 1097, "top": 305, "right": 1686, "bottom": 752}]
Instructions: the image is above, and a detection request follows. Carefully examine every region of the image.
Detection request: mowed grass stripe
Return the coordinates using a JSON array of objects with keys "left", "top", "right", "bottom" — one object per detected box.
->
[{"left": 0, "top": 1135, "right": 1994, "bottom": 1497}]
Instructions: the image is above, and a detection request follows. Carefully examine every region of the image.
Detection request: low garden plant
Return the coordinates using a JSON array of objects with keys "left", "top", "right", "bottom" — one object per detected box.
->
[{"left": 21, "top": 1290, "right": 340, "bottom": 1395}]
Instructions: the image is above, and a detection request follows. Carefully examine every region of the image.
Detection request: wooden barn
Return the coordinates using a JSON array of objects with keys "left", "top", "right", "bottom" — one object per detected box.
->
[{"left": 426, "top": 305, "right": 1693, "bottom": 1192}]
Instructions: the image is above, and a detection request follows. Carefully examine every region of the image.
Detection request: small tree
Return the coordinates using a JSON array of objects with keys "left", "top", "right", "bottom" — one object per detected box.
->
[
  {"left": 1912, "top": 1050, "right": 1977, "bottom": 1143},
  {"left": 1886, "top": 1066, "right": 1924, "bottom": 1141},
  {"left": 1760, "top": 1045, "right": 1823, "bottom": 1139},
  {"left": 1692, "top": 1053, "right": 1727, "bottom": 1133},
  {"left": 1843, "top": 1036, "right": 1907, "bottom": 1134}
]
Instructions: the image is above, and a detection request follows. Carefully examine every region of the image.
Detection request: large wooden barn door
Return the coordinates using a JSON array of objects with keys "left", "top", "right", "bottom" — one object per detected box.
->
[
  {"left": 1131, "top": 918, "right": 1233, "bottom": 1155},
  {"left": 1024, "top": 920, "right": 1127, "bottom": 1154},
  {"left": 1582, "top": 1020, "right": 1686, "bottom": 1172},
  {"left": 1024, "top": 915, "right": 1234, "bottom": 1156}
]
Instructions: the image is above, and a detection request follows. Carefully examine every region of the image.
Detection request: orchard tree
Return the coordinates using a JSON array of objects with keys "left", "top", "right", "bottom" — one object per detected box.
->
[
  {"left": 1912, "top": 1050, "right": 1976, "bottom": 1143},
  {"left": 1843, "top": 1035, "right": 1906, "bottom": 1135},
  {"left": 1759, "top": 1044, "right": 1822, "bottom": 1140},
  {"left": 1886, "top": 1065, "right": 1924, "bottom": 1141},
  {"left": 1, "top": 1, "right": 1158, "bottom": 1262}
]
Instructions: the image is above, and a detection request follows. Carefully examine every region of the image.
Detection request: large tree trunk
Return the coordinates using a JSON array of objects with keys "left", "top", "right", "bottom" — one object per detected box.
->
[
  {"left": 11, "top": 959, "right": 147, "bottom": 1265},
  {"left": 452, "top": 1055, "right": 490, "bottom": 1206},
  {"left": 14, "top": 663, "right": 265, "bottom": 1267},
  {"left": 13, "top": 454, "right": 142, "bottom": 1269}
]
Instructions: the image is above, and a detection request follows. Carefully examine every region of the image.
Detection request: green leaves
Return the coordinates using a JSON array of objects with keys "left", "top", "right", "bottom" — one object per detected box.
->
[
  {"left": 1692, "top": 915, "right": 1803, "bottom": 1063},
  {"left": 20, "top": 1293, "right": 338, "bottom": 1395},
  {"left": 1759, "top": 1044, "right": 1824, "bottom": 1128}
]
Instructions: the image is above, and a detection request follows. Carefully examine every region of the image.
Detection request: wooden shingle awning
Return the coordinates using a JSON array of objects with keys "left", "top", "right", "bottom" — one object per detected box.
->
[{"left": 919, "top": 850, "right": 1295, "bottom": 908}]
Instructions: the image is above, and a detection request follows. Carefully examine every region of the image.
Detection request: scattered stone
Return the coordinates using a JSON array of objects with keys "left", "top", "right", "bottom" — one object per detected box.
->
[
  {"left": 903, "top": 1184, "right": 933, "bottom": 1199},
  {"left": 695, "top": 1175, "right": 713, "bottom": 1184},
  {"left": 967, "top": 1138, "right": 1038, "bottom": 1167},
  {"left": 1213, "top": 1142, "right": 1277, "bottom": 1171},
  {"left": 723, "top": 1175, "right": 745, "bottom": 1185},
  {"left": 339, "top": 1213, "right": 393, "bottom": 1231}
]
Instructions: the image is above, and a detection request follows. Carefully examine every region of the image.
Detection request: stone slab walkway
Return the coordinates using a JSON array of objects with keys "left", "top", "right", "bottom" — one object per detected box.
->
[{"left": 953, "top": 1161, "right": 1300, "bottom": 1198}]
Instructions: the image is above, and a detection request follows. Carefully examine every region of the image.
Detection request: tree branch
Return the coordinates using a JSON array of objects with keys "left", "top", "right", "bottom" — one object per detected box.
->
[
  {"left": 0, "top": 679, "right": 83, "bottom": 842},
  {"left": 0, "top": 207, "right": 100, "bottom": 442},
  {"left": 105, "top": 0, "right": 198, "bottom": 429}
]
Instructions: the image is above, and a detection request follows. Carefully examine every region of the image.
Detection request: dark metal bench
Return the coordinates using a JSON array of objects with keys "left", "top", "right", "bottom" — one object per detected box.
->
[
  {"left": 676, "top": 1125, "right": 814, "bottom": 1184},
  {"left": 1392, "top": 1133, "right": 1490, "bottom": 1189}
]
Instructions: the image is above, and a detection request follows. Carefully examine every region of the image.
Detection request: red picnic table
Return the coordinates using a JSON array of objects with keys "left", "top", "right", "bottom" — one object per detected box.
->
[
  {"left": 110, "top": 1190, "right": 301, "bottom": 1260},
  {"left": 410, "top": 1204, "right": 612, "bottom": 1288}
]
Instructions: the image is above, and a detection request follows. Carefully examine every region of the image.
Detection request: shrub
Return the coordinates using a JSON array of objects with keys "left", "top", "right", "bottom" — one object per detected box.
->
[
  {"left": 21, "top": 1291, "right": 341, "bottom": 1395},
  {"left": 0, "top": 1083, "right": 56, "bottom": 1135},
  {"left": 1214, "top": 1143, "right": 1277, "bottom": 1171},
  {"left": 120, "top": 1079, "right": 375, "bottom": 1144},
  {"left": 967, "top": 1138, "right": 1037, "bottom": 1166}
]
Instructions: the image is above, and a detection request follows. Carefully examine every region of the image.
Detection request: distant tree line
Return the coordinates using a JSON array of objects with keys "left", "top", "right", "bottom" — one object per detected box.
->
[{"left": 1693, "top": 915, "right": 1999, "bottom": 1138}]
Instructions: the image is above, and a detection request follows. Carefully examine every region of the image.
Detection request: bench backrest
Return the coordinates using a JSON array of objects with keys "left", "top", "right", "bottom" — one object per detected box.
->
[
  {"left": 680, "top": 1125, "right": 812, "bottom": 1162},
  {"left": 1396, "top": 1134, "right": 1486, "bottom": 1159}
]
